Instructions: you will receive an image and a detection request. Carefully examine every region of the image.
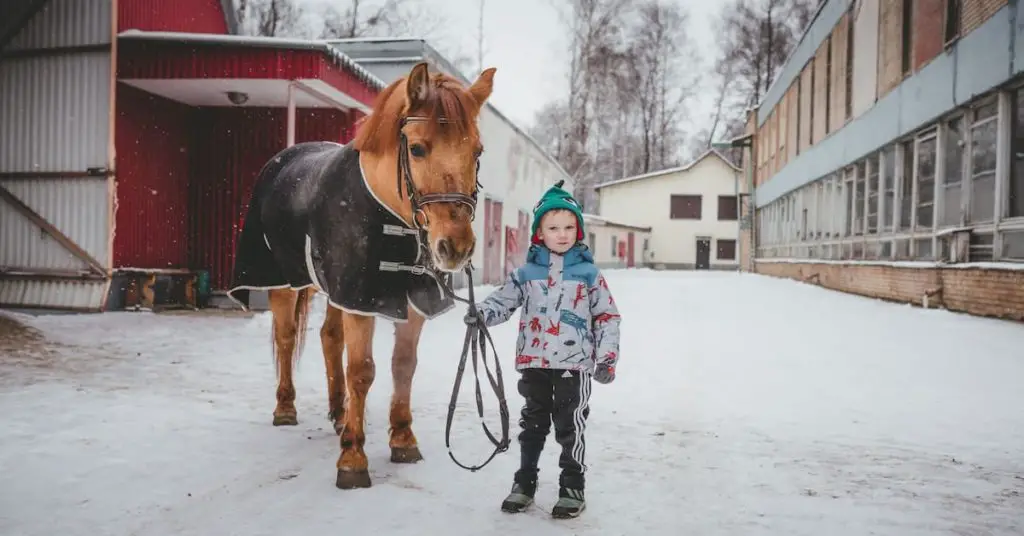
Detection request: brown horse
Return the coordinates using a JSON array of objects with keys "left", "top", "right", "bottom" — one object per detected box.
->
[{"left": 228, "top": 62, "right": 496, "bottom": 489}]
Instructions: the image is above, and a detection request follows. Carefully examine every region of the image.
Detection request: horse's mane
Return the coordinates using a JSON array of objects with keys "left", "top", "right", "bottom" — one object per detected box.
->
[{"left": 353, "top": 71, "right": 482, "bottom": 153}]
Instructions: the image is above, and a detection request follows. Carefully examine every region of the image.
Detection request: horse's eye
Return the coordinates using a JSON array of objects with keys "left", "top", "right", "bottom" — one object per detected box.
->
[{"left": 410, "top": 144, "right": 427, "bottom": 158}]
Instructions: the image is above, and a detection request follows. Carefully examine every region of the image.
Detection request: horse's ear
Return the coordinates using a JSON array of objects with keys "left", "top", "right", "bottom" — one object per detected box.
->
[
  {"left": 468, "top": 67, "right": 496, "bottom": 106},
  {"left": 406, "top": 62, "right": 431, "bottom": 107}
]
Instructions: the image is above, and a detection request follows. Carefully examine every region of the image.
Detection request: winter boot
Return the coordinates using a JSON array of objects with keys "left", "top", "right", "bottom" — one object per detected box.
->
[
  {"left": 551, "top": 486, "right": 585, "bottom": 518},
  {"left": 500, "top": 480, "right": 536, "bottom": 513}
]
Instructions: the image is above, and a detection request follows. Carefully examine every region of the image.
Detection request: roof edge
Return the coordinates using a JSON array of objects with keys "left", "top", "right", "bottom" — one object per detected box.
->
[
  {"left": 117, "top": 30, "right": 386, "bottom": 91},
  {"left": 594, "top": 148, "right": 741, "bottom": 190}
]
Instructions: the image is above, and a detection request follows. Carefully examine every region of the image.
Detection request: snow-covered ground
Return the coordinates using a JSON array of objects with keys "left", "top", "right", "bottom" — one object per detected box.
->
[{"left": 1, "top": 270, "right": 1023, "bottom": 535}]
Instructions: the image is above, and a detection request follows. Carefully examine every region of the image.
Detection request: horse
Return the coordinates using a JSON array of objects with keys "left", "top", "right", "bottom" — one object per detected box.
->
[{"left": 227, "top": 62, "right": 497, "bottom": 489}]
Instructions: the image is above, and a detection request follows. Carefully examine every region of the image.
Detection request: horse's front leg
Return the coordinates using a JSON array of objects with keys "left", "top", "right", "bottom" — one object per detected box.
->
[
  {"left": 389, "top": 306, "right": 426, "bottom": 463},
  {"left": 320, "top": 306, "right": 346, "bottom": 435},
  {"left": 336, "top": 312, "right": 375, "bottom": 489}
]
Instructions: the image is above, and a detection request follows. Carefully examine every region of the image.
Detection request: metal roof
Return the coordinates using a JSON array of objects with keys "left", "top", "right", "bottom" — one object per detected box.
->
[{"left": 117, "top": 30, "right": 387, "bottom": 91}]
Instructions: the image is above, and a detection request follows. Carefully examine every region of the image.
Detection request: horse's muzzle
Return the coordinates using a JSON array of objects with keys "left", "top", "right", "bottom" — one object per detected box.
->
[{"left": 434, "top": 237, "right": 475, "bottom": 272}]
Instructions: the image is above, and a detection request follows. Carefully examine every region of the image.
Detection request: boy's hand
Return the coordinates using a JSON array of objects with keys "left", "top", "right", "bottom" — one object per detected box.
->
[
  {"left": 592, "top": 363, "right": 615, "bottom": 384},
  {"left": 463, "top": 310, "right": 484, "bottom": 326}
]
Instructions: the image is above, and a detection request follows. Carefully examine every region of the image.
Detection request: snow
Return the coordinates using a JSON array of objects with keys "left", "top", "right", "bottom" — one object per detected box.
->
[{"left": 2, "top": 270, "right": 1023, "bottom": 535}]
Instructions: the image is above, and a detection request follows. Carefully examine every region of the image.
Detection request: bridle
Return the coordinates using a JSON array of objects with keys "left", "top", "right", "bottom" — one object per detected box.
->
[
  {"left": 396, "top": 116, "right": 481, "bottom": 230},
  {"left": 393, "top": 114, "right": 511, "bottom": 472}
]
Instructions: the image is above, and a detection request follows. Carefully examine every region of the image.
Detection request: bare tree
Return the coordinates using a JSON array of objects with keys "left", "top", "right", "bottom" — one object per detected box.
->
[
  {"left": 237, "top": 0, "right": 309, "bottom": 37},
  {"left": 688, "top": 0, "right": 817, "bottom": 156}
]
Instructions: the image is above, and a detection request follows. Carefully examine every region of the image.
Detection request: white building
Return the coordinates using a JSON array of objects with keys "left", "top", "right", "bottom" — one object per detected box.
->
[
  {"left": 581, "top": 214, "right": 652, "bottom": 269},
  {"left": 595, "top": 150, "right": 745, "bottom": 270},
  {"left": 329, "top": 38, "right": 573, "bottom": 286}
]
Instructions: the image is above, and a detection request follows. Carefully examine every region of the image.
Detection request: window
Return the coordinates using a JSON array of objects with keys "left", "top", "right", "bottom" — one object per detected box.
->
[
  {"left": 944, "top": 0, "right": 961, "bottom": 44},
  {"left": 900, "top": 140, "right": 914, "bottom": 229},
  {"left": 717, "top": 239, "right": 737, "bottom": 260},
  {"left": 670, "top": 195, "right": 702, "bottom": 219},
  {"left": 842, "top": 169, "right": 853, "bottom": 236},
  {"left": 901, "top": 0, "right": 913, "bottom": 75},
  {"left": 717, "top": 195, "right": 738, "bottom": 220},
  {"left": 854, "top": 162, "right": 865, "bottom": 235},
  {"left": 916, "top": 134, "right": 937, "bottom": 230},
  {"left": 1013, "top": 90, "right": 1024, "bottom": 218},
  {"left": 882, "top": 146, "right": 896, "bottom": 230},
  {"left": 610, "top": 235, "right": 617, "bottom": 256},
  {"left": 969, "top": 101, "right": 998, "bottom": 223},
  {"left": 942, "top": 116, "right": 965, "bottom": 227},
  {"left": 588, "top": 232, "right": 596, "bottom": 250},
  {"left": 867, "top": 155, "right": 879, "bottom": 234}
]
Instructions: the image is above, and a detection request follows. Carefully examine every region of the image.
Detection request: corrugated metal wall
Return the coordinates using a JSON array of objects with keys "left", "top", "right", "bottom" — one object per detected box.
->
[
  {"left": 118, "top": 0, "right": 228, "bottom": 34},
  {"left": 113, "top": 83, "right": 193, "bottom": 269},
  {"left": 0, "top": 0, "right": 113, "bottom": 310},
  {"left": 189, "top": 107, "right": 358, "bottom": 290}
]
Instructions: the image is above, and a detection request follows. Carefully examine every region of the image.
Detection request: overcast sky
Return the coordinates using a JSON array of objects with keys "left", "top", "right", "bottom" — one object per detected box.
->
[{"left": 299, "top": 0, "right": 722, "bottom": 134}]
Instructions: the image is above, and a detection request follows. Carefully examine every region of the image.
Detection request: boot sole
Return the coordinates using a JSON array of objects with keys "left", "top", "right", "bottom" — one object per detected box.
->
[
  {"left": 501, "top": 498, "right": 533, "bottom": 513},
  {"left": 551, "top": 502, "right": 586, "bottom": 519}
]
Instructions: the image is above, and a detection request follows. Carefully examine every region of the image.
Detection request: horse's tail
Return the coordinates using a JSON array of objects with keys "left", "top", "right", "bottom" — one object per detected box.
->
[{"left": 292, "top": 286, "right": 313, "bottom": 368}]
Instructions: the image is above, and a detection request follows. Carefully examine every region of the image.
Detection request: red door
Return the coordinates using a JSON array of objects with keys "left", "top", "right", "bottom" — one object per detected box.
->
[
  {"left": 627, "top": 232, "right": 636, "bottom": 268},
  {"left": 486, "top": 199, "right": 504, "bottom": 284},
  {"left": 518, "top": 210, "right": 529, "bottom": 263}
]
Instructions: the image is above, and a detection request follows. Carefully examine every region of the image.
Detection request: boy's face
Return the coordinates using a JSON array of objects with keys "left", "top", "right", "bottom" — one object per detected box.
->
[{"left": 538, "top": 210, "right": 577, "bottom": 254}]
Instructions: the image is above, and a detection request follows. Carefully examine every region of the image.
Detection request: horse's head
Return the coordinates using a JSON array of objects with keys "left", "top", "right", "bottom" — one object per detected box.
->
[{"left": 354, "top": 62, "right": 495, "bottom": 273}]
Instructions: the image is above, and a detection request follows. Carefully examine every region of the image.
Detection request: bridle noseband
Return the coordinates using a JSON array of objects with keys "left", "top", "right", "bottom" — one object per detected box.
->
[{"left": 396, "top": 116, "right": 482, "bottom": 230}]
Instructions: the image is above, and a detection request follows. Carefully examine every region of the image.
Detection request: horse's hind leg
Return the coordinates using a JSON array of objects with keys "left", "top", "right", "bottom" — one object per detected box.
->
[
  {"left": 389, "top": 306, "right": 425, "bottom": 463},
  {"left": 336, "top": 312, "right": 375, "bottom": 489},
  {"left": 320, "top": 305, "right": 346, "bottom": 435},
  {"left": 269, "top": 287, "right": 310, "bottom": 426}
]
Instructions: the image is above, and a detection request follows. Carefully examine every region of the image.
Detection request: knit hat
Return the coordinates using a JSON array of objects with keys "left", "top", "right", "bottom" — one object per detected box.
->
[{"left": 531, "top": 180, "right": 585, "bottom": 244}]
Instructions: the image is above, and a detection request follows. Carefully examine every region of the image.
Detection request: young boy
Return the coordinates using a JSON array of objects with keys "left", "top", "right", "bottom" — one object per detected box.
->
[{"left": 466, "top": 180, "right": 621, "bottom": 519}]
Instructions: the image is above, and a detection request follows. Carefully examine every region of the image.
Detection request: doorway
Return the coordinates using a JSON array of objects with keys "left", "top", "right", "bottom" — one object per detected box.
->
[{"left": 695, "top": 237, "right": 711, "bottom": 270}]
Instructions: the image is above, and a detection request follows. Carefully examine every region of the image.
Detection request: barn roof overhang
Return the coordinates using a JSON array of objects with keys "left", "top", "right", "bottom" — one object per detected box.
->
[{"left": 116, "top": 30, "right": 386, "bottom": 113}]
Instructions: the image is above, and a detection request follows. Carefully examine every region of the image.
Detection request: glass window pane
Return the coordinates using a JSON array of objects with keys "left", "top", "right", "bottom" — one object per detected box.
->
[
  {"left": 916, "top": 136, "right": 937, "bottom": 229},
  {"left": 969, "top": 117, "right": 997, "bottom": 223},
  {"left": 942, "top": 116, "right": 964, "bottom": 227}
]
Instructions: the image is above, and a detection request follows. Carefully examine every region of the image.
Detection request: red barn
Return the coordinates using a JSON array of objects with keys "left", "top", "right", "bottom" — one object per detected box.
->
[{"left": 0, "top": 0, "right": 383, "bottom": 311}]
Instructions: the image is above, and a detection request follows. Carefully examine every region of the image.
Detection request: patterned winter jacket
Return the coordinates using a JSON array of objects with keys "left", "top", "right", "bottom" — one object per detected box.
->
[{"left": 475, "top": 243, "right": 621, "bottom": 374}]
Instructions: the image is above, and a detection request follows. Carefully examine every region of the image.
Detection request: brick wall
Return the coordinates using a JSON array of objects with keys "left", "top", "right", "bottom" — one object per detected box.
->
[
  {"left": 877, "top": 0, "right": 905, "bottom": 98},
  {"left": 830, "top": 13, "right": 850, "bottom": 134},
  {"left": 799, "top": 64, "right": 813, "bottom": 152},
  {"left": 787, "top": 83, "right": 800, "bottom": 161},
  {"left": 914, "top": 0, "right": 945, "bottom": 70},
  {"left": 813, "top": 39, "right": 830, "bottom": 141},
  {"left": 756, "top": 261, "right": 1024, "bottom": 322},
  {"left": 962, "top": 0, "right": 1008, "bottom": 36}
]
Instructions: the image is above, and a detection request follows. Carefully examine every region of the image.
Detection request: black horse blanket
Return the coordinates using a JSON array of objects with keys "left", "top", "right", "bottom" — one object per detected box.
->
[{"left": 227, "top": 141, "right": 455, "bottom": 322}]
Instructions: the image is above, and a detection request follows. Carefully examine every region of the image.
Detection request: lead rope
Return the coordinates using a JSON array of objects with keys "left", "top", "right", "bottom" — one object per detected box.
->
[{"left": 439, "top": 266, "right": 511, "bottom": 471}]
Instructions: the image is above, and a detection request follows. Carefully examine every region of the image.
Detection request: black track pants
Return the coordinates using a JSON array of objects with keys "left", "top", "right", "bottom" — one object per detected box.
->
[{"left": 513, "top": 368, "right": 592, "bottom": 490}]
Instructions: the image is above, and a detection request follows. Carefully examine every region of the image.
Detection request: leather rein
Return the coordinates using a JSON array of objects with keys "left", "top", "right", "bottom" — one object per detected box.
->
[{"left": 395, "top": 115, "right": 511, "bottom": 472}]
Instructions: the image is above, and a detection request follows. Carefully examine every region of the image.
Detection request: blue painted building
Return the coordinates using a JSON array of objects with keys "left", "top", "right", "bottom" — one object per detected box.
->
[{"left": 746, "top": 0, "right": 1024, "bottom": 319}]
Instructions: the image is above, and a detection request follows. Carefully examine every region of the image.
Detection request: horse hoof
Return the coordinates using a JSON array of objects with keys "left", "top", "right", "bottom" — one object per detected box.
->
[
  {"left": 273, "top": 414, "right": 298, "bottom": 426},
  {"left": 390, "top": 446, "right": 423, "bottom": 463},
  {"left": 336, "top": 469, "right": 372, "bottom": 489}
]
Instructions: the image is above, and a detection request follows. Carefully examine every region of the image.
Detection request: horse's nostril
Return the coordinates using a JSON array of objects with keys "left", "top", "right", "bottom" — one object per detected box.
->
[{"left": 438, "top": 238, "right": 453, "bottom": 259}]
